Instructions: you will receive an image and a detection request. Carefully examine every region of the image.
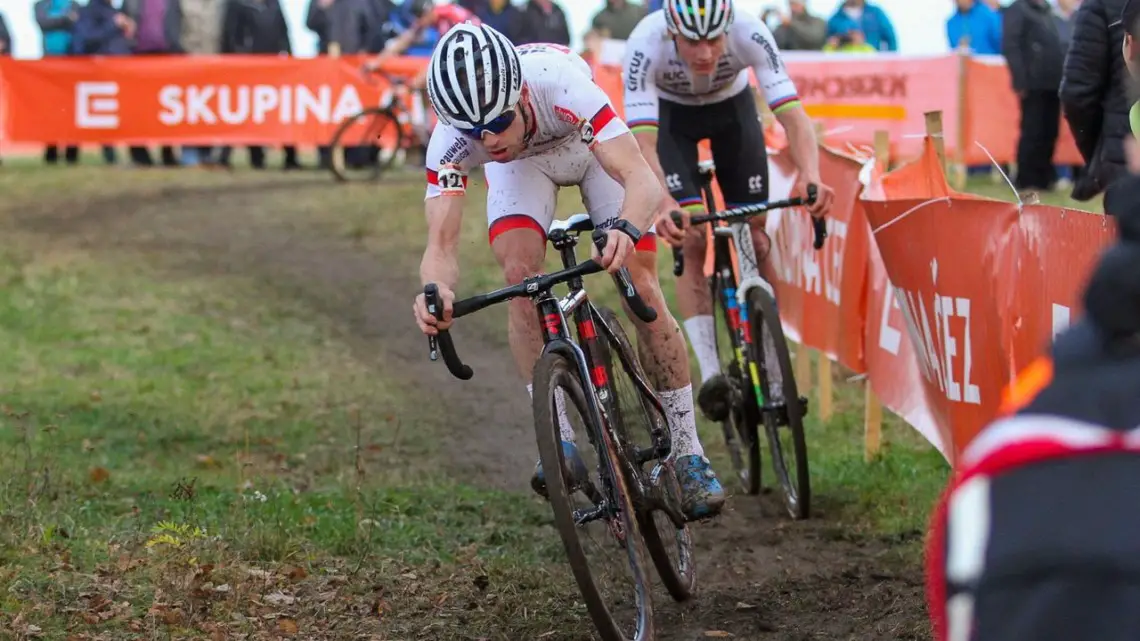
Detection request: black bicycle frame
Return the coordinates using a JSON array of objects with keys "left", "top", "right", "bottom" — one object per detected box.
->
[{"left": 425, "top": 226, "right": 675, "bottom": 522}]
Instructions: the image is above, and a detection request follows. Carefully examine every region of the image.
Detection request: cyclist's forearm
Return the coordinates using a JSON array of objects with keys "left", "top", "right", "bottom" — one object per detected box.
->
[
  {"left": 634, "top": 130, "right": 669, "bottom": 191},
  {"left": 778, "top": 106, "right": 822, "bottom": 183},
  {"left": 420, "top": 196, "right": 464, "bottom": 288},
  {"left": 619, "top": 168, "right": 665, "bottom": 233}
]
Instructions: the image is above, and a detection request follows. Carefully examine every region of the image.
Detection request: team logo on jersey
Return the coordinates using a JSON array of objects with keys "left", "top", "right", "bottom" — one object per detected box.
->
[
  {"left": 553, "top": 105, "right": 578, "bottom": 124},
  {"left": 665, "top": 173, "right": 683, "bottom": 192}
]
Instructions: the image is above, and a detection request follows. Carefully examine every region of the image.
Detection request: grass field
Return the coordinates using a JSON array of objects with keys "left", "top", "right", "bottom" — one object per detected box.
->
[{"left": 0, "top": 156, "right": 1097, "bottom": 640}]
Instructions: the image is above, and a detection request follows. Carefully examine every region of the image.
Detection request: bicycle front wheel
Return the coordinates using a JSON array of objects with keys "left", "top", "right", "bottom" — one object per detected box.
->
[
  {"left": 328, "top": 107, "right": 404, "bottom": 183},
  {"left": 747, "top": 286, "right": 811, "bottom": 520},
  {"left": 532, "top": 352, "right": 654, "bottom": 641}
]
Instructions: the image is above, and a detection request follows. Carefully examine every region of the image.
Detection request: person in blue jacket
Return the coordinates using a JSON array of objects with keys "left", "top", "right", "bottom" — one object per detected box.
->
[
  {"left": 826, "top": 0, "right": 897, "bottom": 51},
  {"left": 947, "top": 0, "right": 1002, "bottom": 54}
]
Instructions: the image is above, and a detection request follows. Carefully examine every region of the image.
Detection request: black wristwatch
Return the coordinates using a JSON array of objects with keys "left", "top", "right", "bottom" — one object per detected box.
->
[{"left": 609, "top": 219, "right": 643, "bottom": 244}]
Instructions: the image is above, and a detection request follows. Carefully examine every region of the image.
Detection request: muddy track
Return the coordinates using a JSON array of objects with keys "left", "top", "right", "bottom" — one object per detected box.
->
[{"left": 10, "top": 177, "right": 929, "bottom": 640}]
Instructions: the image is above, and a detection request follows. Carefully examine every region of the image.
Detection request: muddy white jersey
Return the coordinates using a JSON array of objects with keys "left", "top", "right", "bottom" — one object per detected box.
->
[
  {"left": 621, "top": 10, "right": 800, "bottom": 132},
  {"left": 425, "top": 43, "right": 630, "bottom": 200}
]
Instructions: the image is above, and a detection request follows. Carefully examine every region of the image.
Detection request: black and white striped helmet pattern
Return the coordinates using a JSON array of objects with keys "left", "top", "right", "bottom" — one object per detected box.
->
[
  {"left": 664, "top": 0, "right": 734, "bottom": 40},
  {"left": 426, "top": 22, "right": 522, "bottom": 129}
]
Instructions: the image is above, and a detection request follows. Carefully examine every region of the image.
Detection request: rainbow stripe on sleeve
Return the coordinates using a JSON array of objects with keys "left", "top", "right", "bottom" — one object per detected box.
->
[
  {"left": 770, "top": 94, "right": 801, "bottom": 114},
  {"left": 628, "top": 118, "right": 659, "bottom": 134}
]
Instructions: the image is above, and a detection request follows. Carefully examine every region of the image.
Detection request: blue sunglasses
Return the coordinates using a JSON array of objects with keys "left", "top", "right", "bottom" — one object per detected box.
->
[{"left": 459, "top": 109, "right": 517, "bottom": 139}]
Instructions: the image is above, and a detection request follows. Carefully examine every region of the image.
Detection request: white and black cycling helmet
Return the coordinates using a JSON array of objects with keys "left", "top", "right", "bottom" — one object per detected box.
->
[
  {"left": 426, "top": 22, "right": 523, "bottom": 134},
  {"left": 664, "top": 0, "right": 734, "bottom": 40}
]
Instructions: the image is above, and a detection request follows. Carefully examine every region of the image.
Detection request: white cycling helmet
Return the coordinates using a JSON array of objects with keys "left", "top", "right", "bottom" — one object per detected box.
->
[
  {"left": 664, "top": 0, "right": 734, "bottom": 40},
  {"left": 426, "top": 22, "right": 523, "bottom": 130}
]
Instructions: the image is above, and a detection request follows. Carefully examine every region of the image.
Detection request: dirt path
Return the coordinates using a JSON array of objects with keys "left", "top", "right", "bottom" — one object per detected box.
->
[{"left": 10, "top": 175, "right": 929, "bottom": 640}]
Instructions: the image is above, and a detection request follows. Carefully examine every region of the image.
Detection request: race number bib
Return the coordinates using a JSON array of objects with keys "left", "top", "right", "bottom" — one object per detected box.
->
[{"left": 436, "top": 164, "right": 466, "bottom": 196}]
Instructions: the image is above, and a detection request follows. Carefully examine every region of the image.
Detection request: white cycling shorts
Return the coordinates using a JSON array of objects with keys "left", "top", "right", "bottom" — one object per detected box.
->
[{"left": 484, "top": 143, "right": 658, "bottom": 251}]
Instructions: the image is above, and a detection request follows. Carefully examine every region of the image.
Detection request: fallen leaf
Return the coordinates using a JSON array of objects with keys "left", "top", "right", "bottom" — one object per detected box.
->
[
  {"left": 82, "top": 439, "right": 94, "bottom": 452},
  {"left": 400, "top": 572, "right": 417, "bottom": 580},
  {"left": 735, "top": 602, "right": 756, "bottom": 610},
  {"left": 26, "top": 625, "right": 43, "bottom": 637},
  {"left": 89, "top": 391, "right": 102, "bottom": 403},
  {"left": 195, "top": 455, "right": 221, "bottom": 468},
  {"left": 214, "top": 584, "right": 232, "bottom": 593},
  {"left": 285, "top": 566, "right": 307, "bottom": 581},
  {"left": 82, "top": 612, "right": 100, "bottom": 624},
  {"left": 89, "top": 467, "right": 110, "bottom": 483},
  {"left": 704, "top": 632, "right": 734, "bottom": 638},
  {"left": 162, "top": 608, "right": 183, "bottom": 625},
  {"left": 264, "top": 592, "right": 295, "bottom": 606},
  {"left": 277, "top": 618, "right": 299, "bottom": 635}
]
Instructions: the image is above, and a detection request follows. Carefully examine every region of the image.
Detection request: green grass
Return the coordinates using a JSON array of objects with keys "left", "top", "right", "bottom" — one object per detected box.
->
[{"left": 0, "top": 161, "right": 951, "bottom": 639}]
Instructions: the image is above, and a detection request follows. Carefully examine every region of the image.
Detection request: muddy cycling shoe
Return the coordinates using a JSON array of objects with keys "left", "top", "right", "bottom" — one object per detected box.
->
[
  {"left": 697, "top": 373, "right": 734, "bottom": 423},
  {"left": 674, "top": 455, "right": 725, "bottom": 520},
  {"left": 531, "top": 440, "right": 588, "bottom": 498}
]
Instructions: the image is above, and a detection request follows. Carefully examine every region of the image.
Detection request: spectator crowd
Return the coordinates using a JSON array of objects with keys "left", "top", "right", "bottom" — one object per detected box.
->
[{"left": 0, "top": 0, "right": 1132, "bottom": 206}]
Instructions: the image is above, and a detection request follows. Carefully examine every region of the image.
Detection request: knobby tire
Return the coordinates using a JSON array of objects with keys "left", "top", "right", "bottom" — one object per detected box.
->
[
  {"left": 532, "top": 352, "right": 654, "bottom": 641},
  {"left": 747, "top": 287, "right": 811, "bottom": 520}
]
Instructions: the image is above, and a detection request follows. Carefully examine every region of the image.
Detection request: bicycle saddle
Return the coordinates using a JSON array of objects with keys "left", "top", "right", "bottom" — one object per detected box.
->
[{"left": 549, "top": 213, "right": 594, "bottom": 235}]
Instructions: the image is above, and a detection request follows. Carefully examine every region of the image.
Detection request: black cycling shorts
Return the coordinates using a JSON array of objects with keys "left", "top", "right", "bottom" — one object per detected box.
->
[{"left": 656, "top": 87, "right": 769, "bottom": 211}]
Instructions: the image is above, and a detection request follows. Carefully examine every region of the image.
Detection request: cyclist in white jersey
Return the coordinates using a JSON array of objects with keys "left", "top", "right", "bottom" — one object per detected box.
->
[
  {"left": 622, "top": 0, "right": 835, "bottom": 421},
  {"left": 411, "top": 23, "right": 725, "bottom": 520}
]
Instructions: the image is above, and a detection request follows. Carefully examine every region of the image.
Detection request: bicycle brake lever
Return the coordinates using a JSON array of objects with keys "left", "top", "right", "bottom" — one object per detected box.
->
[{"left": 424, "top": 283, "right": 441, "bottom": 361}]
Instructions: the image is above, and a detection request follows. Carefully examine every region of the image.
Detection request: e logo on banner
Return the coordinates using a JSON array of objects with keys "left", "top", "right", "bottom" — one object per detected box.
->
[{"left": 76, "top": 82, "right": 120, "bottom": 129}]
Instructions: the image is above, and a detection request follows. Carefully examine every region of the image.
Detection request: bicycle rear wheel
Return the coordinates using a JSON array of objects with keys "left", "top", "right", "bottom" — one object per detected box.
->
[
  {"left": 746, "top": 287, "right": 811, "bottom": 520},
  {"left": 591, "top": 306, "right": 695, "bottom": 603},
  {"left": 328, "top": 107, "right": 404, "bottom": 183},
  {"left": 532, "top": 351, "right": 654, "bottom": 641}
]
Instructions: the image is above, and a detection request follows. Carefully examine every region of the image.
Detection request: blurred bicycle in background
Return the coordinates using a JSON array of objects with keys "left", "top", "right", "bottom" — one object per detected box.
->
[{"left": 328, "top": 68, "right": 436, "bottom": 183}]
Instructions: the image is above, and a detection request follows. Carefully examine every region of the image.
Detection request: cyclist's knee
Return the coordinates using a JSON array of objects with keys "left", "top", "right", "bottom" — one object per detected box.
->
[
  {"left": 501, "top": 258, "right": 543, "bottom": 287},
  {"left": 492, "top": 227, "right": 545, "bottom": 285}
]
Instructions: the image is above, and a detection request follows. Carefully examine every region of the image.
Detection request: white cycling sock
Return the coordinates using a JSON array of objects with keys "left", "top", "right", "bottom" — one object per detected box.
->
[
  {"left": 657, "top": 385, "right": 704, "bottom": 459},
  {"left": 682, "top": 315, "right": 721, "bottom": 384},
  {"left": 527, "top": 383, "right": 576, "bottom": 443}
]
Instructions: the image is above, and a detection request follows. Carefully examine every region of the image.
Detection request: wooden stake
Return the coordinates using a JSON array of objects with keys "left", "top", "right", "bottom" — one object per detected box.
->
[
  {"left": 873, "top": 130, "right": 890, "bottom": 172},
  {"left": 818, "top": 357, "right": 833, "bottom": 422},
  {"left": 953, "top": 49, "right": 969, "bottom": 190},
  {"left": 864, "top": 387, "right": 883, "bottom": 462},
  {"left": 860, "top": 132, "right": 891, "bottom": 461},
  {"left": 924, "top": 110, "right": 948, "bottom": 178},
  {"left": 795, "top": 346, "right": 812, "bottom": 395}
]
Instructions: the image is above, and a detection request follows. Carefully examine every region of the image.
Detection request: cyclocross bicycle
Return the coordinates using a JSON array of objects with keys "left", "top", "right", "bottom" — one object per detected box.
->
[
  {"left": 670, "top": 160, "right": 826, "bottom": 520},
  {"left": 424, "top": 219, "right": 696, "bottom": 641},
  {"left": 329, "top": 70, "right": 434, "bottom": 183}
]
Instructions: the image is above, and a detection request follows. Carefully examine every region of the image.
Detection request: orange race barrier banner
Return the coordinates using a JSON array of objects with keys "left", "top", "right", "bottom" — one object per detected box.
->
[
  {"left": 757, "top": 136, "right": 1111, "bottom": 464},
  {"left": 0, "top": 55, "right": 429, "bottom": 146},
  {"left": 0, "top": 53, "right": 1090, "bottom": 167}
]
